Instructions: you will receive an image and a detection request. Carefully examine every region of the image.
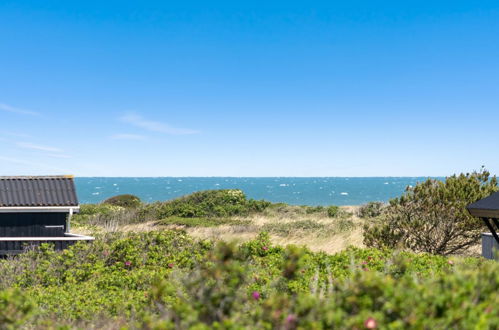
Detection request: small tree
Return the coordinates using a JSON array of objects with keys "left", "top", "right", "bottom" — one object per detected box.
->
[{"left": 364, "top": 167, "right": 498, "bottom": 255}]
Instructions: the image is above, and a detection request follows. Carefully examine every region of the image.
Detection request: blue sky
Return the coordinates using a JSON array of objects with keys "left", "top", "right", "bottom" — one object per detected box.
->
[{"left": 1, "top": 1, "right": 499, "bottom": 177}]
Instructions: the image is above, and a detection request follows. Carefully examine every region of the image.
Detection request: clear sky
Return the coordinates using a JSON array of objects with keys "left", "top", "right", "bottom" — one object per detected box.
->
[{"left": 1, "top": 1, "right": 498, "bottom": 177}]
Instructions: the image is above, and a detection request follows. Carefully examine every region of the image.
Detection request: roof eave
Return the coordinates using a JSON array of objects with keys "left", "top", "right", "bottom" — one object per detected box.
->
[
  {"left": 467, "top": 207, "right": 499, "bottom": 219},
  {"left": 0, "top": 206, "right": 80, "bottom": 213}
]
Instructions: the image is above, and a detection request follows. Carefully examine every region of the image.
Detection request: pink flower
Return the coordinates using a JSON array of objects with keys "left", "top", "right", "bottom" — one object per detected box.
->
[
  {"left": 362, "top": 261, "right": 367, "bottom": 265},
  {"left": 262, "top": 246, "right": 269, "bottom": 251},
  {"left": 252, "top": 291, "right": 261, "bottom": 300},
  {"left": 364, "top": 317, "right": 377, "bottom": 329},
  {"left": 168, "top": 263, "right": 175, "bottom": 268},
  {"left": 363, "top": 267, "right": 369, "bottom": 272},
  {"left": 448, "top": 260, "right": 454, "bottom": 265},
  {"left": 124, "top": 261, "right": 131, "bottom": 267},
  {"left": 102, "top": 250, "right": 110, "bottom": 257},
  {"left": 286, "top": 314, "right": 297, "bottom": 324}
]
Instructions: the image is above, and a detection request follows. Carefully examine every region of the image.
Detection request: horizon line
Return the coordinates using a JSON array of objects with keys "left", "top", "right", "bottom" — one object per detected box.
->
[{"left": 72, "top": 175, "right": 446, "bottom": 178}]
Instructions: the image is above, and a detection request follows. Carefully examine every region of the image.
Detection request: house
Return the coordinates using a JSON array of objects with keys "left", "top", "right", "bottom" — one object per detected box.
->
[
  {"left": 467, "top": 191, "right": 499, "bottom": 259},
  {"left": 0, "top": 175, "right": 94, "bottom": 255}
]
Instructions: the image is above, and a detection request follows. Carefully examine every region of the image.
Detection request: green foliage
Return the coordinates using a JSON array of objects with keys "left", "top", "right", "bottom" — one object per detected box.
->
[
  {"left": 0, "top": 289, "right": 34, "bottom": 329},
  {"left": 140, "top": 235, "right": 499, "bottom": 329},
  {"left": 151, "top": 189, "right": 271, "bottom": 218},
  {"left": 364, "top": 168, "right": 499, "bottom": 255},
  {"left": 327, "top": 205, "right": 339, "bottom": 217},
  {"left": 0, "top": 230, "right": 495, "bottom": 328},
  {"left": 358, "top": 201, "right": 385, "bottom": 218},
  {"left": 103, "top": 194, "right": 141, "bottom": 208},
  {"left": 73, "top": 189, "right": 272, "bottom": 228}
]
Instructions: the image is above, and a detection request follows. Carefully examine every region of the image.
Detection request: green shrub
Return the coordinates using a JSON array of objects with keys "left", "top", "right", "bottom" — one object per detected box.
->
[
  {"left": 103, "top": 194, "right": 141, "bottom": 208},
  {"left": 357, "top": 201, "right": 385, "bottom": 218},
  {"left": 364, "top": 168, "right": 498, "bottom": 255},
  {"left": 141, "top": 237, "right": 499, "bottom": 329},
  {"left": 327, "top": 205, "right": 339, "bottom": 217},
  {"left": 305, "top": 206, "right": 325, "bottom": 214},
  {"left": 73, "top": 190, "right": 272, "bottom": 228},
  {"left": 154, "top": 189, "right": 271, "bottom": 218},
  {"left": 0, "top": 289, "right": 35, "bottom": 328},
  {"left": 0, "top": 229, "right": 495, "bottom": 328}
]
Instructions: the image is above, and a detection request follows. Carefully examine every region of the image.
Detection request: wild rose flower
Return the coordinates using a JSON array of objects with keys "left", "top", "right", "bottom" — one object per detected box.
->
[
  {"left": 448, "top": 260, "right": 454, "bottom": 265},
  {"left": 362, "top": 261, "right": 368, "bottom": 265},
  {"left": 125, "top": 261, "right": 131, "bottom": 267},
  {"left": 252, "top": 291, "right": 261, "bottom": 300},
  {"left": 168, "top": 263, "right": 175, "bottom": 268},
  {"left": 286, "top": 314, "right": 297, "bottom": 324},
  {"left": 262, "top": 246, "right": 269, "bottom": 251},
  {"left": 364, "top": 317, "right": 377, "bottom": 329}
]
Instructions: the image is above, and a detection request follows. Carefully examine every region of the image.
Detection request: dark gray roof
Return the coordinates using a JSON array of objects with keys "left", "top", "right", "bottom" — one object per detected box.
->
[
  {"left": 0, "top": 176, "right": 78, "bottom": 207},
  {"left": 467, "top": 191, "right": 499, "bottom": 218}
]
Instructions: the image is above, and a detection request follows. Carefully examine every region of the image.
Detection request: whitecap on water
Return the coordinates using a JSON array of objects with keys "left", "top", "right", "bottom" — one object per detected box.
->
[{"left": 340, "top": 192, "right": 348, "bottom": 195}]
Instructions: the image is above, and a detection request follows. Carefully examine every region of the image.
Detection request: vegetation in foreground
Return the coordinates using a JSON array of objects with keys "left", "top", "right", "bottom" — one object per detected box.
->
[
  {"left": 1, "top": 168, "right": 498, "bottom": 328},
  {"left": 1, "top": 230, "right": 498, "bottom": 329}
]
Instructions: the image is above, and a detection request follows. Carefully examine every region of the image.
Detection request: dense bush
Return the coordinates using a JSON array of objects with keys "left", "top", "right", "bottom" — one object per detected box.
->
[
  {"left": 364, "top": 168, "right": 498, "bottom": 255},
  {"left": 0, "top": 289, "right": 34, "bottom": 329},
  {"left": 73, "top": 190, "right": 271, "bottom": 227},
  {"left": 327, "top": 205, "right": 339, "bottom": 217},
  {"left": 144, "top": 247, "right": 499, "bottom": 329},
  {"left": 103, "top": 194, "right": 141, "bottom": 208},
  {"left": 358, "top": 201, "right": 385, "bottom": 218},
  {"left": 0, "top": 230, "right": 494, "bottom": 328},
  {"left": 149, "top": 189, "right": 271, "bottom": 218}
]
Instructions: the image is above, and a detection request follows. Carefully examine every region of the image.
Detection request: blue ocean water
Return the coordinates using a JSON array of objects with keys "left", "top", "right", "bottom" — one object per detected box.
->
[{"left": 75, "top": 177, "right": 442, "bottom": 206}]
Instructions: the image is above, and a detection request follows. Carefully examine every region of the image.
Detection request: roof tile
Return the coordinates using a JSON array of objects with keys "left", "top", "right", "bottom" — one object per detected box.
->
[{"left": 0, "top": 176, "right": 78, "bottom": 207}]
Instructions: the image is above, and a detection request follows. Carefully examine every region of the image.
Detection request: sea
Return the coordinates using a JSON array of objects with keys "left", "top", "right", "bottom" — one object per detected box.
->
[{"left": 75, "top": 177, "right": 442, "bottom": 206}]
